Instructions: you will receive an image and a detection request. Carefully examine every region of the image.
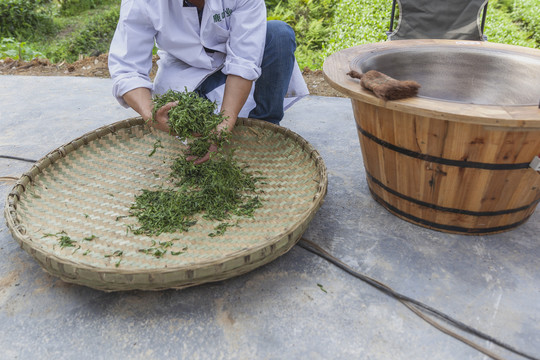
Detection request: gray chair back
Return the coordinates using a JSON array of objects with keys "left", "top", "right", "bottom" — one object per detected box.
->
[{"left": 387, "top": 0, "right": 489, "bottom": 41}]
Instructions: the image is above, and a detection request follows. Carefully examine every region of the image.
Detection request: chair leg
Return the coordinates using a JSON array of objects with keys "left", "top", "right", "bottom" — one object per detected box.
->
[
  {"left": 481, "top": 1, "right": 489, "bottom": 39},
  {"left": 387, "top": 0, "right": 397, "bottom": 36}
]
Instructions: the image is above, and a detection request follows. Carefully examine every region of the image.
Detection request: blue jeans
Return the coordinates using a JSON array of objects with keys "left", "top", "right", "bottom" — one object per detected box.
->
[{"left": 195, "top": 20, "right": 297, "bottom": 125}]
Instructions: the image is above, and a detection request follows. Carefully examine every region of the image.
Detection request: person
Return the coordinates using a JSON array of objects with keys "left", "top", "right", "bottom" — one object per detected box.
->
[{"left": 108, "top": 0, "right": 308, "bottom": 162}]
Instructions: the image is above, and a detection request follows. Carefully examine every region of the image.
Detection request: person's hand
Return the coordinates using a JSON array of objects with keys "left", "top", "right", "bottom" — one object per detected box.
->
[
  {"left": 149, "top": 101, "right": 178, "bottom": 134},
  {"left": 186, "top": 143, "right": 218, "bottom": 165},
  {"left": 185, "top": 117, "right": 233, "bottom": 165}
]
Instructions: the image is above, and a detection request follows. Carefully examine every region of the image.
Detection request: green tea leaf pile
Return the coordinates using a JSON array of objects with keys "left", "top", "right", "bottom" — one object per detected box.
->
[
  {"left": 151, "top": 89, "right": 226, "bottom": 158},
  {"left": 130, "top": 89, "right": 263, "bottom": 236}
]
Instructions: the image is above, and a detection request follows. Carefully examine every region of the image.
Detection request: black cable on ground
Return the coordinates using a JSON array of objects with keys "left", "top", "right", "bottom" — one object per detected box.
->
[
  {"left": 0, "top": 155, "right": 38, "bottom": 163},
  {"left": 298, "top": 238, "right": 539, "bottom": 360}
]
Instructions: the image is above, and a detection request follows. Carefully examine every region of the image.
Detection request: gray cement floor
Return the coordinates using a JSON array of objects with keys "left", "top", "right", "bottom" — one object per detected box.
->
[{"left": 1, "top": 76, "right": 539, "bottom": 360}]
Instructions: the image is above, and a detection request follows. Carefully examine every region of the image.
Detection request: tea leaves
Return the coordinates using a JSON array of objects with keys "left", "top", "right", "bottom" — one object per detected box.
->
[{"left": 130, "top": 90, "right": 263, "bottom": 237}]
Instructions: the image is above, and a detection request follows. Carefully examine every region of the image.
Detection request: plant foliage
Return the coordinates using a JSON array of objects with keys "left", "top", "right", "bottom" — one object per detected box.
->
[
  {"left": 266, "top": 0, "right": 337, "bottom": 69},
  {"left": 47, "top": 5, "right": 120, "bottom": 62},
  {"left": 500, "top": 0, "right": 540, "bottom": 47},
  {"left": 1, "top": 0, "right": 538, "bottom": 68},
  {"left": 130, "top": 90, "right": 263, "bottom": 237},
  {"left": 323, "top": 0, "right": 391, "bottom": 58},
  {"left": 58, "top": 0, "right": 115, "bottom": 17},
  {"left": 483, "top": 0, "right": 536, "bottom": 48},
  {"left": 0, "top": 37, "right": 45, "bottom": 60},
  {"left": 0, "top": 0, "right": 56, "bottom": 40}
]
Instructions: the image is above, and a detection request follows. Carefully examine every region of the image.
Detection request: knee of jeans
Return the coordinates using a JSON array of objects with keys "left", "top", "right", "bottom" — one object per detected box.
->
[{"left": 267, "top": 20, "right": 296, "bottom": 50}]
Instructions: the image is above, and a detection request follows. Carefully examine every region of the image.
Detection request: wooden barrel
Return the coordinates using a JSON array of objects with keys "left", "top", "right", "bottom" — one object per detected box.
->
[{"left": 323, "top": 40, "right": 540, "bottom": 235}]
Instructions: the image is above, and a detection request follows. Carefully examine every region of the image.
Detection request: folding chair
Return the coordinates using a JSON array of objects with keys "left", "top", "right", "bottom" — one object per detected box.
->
[{"left": 387, "top": 0, "right": 489, "bottom": 41}]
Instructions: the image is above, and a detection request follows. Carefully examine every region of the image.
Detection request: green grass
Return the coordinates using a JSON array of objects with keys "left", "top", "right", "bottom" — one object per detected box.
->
[
  {"left": 323, "top": 0, "right": 538, "bottom": 61},
  {"left": 484, "top": 0, "right": 537, "bottom": 48},
  {"left": 505, "top": 0, "right": 540, "bottom": 46},
  {"left": 323, "top": 0, "right": 390, "bottom": 60}
]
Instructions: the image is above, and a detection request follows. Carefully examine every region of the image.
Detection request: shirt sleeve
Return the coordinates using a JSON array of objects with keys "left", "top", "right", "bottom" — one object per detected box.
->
[
  {"left": 221, "top": 0, "right": 267, "bottom": 81},
  {"left": 108, "top": 0, "right": 156, "bottom": 107}
]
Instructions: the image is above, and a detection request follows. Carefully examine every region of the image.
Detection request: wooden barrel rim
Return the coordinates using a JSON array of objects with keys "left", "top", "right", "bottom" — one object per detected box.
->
[{"left": 323, "top": 39, "right": 540, "bottom": 129}]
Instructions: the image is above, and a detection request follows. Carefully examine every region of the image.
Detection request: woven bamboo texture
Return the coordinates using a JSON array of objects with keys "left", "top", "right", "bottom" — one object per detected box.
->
[{"left": 4, "top": 117, "right": 327, "bottom": 291}]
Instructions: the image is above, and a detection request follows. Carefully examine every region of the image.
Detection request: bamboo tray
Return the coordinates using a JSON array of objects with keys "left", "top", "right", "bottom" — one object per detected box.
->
[{"left": 4, "top": 117, "right": 327, "bottom": 291}]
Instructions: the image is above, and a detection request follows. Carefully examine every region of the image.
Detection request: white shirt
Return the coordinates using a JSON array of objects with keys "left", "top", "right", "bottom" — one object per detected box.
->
[{"left": 108, "top": 0, "right": 308, "bottom": 115}]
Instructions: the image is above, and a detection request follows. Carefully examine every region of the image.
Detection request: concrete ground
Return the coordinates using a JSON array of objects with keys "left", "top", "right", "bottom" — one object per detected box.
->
[{"left": 1, "top": 76, "right": 539, "bottom": 360}]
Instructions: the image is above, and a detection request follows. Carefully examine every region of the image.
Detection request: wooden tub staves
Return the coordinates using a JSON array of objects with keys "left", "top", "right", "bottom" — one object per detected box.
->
[{"left": 323, "top": 40, "right": 540, "bottom": 235}]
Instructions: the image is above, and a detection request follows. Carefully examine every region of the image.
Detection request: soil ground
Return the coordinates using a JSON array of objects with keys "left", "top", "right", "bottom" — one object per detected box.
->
[{"left": 0, "top": 54, "right": 345, "bottom": 98}]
